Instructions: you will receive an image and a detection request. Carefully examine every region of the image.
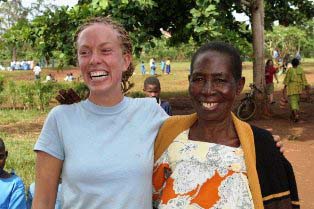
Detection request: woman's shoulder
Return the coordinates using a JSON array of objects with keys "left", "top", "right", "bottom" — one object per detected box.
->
[
  {"left": 250, "top": 125, "right": 273, "bottom": 141},
  {"left": 128, "top": 97, "right": 157, "bottom": 106}
]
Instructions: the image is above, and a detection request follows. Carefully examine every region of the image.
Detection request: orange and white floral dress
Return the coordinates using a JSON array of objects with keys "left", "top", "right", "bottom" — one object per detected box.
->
[{"left": 153, "top": 130, "right": 254, "bottom": 209}]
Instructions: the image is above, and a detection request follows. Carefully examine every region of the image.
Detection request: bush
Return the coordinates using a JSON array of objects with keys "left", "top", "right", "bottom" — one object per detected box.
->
[
  {"left": 19, "top": 83, "right": 36, "bottom": 110},
  {"left": 0, "top": 75, "right": 5, "bottom": 93},
  {"left": 7, "top": 81, "right": 19, "bottom": 110}
]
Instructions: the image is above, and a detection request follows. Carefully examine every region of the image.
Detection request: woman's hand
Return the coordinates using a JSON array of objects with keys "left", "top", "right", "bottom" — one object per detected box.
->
[
  {"left": 56, "top": 88, "right": 81, "bottom": 104},
  {"left": 273, "top": 134, "right": 285, "bottom": 153}
]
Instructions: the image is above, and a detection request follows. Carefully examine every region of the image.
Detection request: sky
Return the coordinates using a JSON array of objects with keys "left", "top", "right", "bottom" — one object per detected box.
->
[{"left": 22, "top": 0, "right": 78, "bottom": 8}]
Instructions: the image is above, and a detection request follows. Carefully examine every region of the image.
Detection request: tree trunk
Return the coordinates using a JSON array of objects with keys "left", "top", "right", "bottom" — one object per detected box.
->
[
  {"left": 250, "top": 0, "right": 271, "bottom": 118},
  {"left": 12, "top": 47, "right": 17, "bottom": 61}
]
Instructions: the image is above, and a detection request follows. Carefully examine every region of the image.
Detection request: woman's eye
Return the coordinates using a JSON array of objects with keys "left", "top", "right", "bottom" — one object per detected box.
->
[
  {"left": 216, "top": 78, "right": 226, "bottom": 83},
  {"left": 101, "top": 49, "right": 112, "bottom": 54},
  {"left": 79, "top": 50, "right": 90, "bottom": 56},
  {"left": 192, "top": 77, "right": 204, "bottom": 82}
]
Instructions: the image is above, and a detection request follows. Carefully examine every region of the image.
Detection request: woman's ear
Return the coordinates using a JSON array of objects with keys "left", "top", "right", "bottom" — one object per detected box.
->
[
  {"left": 236, "top": 77, "right": 245, "bottom": 95},
  {"left": 122, "top": 53, "right": 132, "bottom": 72}
]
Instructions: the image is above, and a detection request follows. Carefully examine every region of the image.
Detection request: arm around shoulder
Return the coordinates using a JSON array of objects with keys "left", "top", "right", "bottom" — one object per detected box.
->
[{"left": 32, "top": 151, "right": 63, "bottom": 209}]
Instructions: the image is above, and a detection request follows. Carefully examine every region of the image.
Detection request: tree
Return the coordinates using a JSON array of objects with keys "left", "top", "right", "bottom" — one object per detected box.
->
[
  {"left": 236, "top": 0, "right": 313, "bottom": 117},
  {"left": 0, "top": 0, "right": 28, "bottom": 60},
  {"left": 265, "top": 25, "right": 307, "bottom": 59}
]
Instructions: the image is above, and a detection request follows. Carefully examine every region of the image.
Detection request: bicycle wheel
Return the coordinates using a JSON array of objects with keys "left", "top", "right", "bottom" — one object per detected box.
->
[{"left": 236, "top": 99, "right": 257, "bottom": 121}]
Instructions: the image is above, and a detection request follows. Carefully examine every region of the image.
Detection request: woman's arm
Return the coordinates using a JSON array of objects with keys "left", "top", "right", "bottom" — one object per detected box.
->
[{"left": 32, "top": 151, "right": 63, "bottom": 209}]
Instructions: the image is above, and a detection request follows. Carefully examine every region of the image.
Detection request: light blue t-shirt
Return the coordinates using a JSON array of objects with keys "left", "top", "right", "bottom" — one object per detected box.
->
[
  {"left": 0, "top": 174, "right": 27, "bottom": 209},
  {"left": 34, "top": 97, "right": 168, "bottom": 209}
]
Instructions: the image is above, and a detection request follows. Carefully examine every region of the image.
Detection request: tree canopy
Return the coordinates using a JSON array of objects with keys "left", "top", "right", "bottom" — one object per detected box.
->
[{"left": 0, "top": 0, "right": 313, "bottom": 65}]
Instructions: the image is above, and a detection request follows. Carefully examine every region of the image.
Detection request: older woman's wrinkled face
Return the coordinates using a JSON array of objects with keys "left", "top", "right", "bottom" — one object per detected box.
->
[{"left": 189, "top": 51, "right": 244, "bottom": 122}]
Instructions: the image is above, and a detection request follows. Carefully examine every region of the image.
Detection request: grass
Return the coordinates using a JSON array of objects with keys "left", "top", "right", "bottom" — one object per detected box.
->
[
  {"left": 1, "top": 60, "right": 314, "bottom": 191},
  {"left": 1, "top": 109, "right": 45, "bottom": 188}
]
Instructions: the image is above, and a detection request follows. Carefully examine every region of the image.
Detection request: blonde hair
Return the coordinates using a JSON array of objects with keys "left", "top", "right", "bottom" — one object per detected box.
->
[{"left": 75, "top": 16, "right": 134, "bottom": 93}]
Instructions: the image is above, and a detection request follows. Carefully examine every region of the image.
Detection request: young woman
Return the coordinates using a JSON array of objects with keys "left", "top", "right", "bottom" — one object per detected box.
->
[
  {"left": 153, "top": 42, "right": 299, "bottom": 209},
  {"left": 33, "top": 17, "right": 168, "bottom": 209}
]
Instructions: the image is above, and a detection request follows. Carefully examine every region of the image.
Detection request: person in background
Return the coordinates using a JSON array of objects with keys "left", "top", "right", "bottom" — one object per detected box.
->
[
  {"left": 140, "top": 61, "right": 146, "bottom": 75},
  {"left": 0, "top": 138, "right": 27, "bottom": 209},
  {"left": 150, "top": 58, "right": 156, "bottom": 75},
  {"left": 33, "top": 63, "right": 42, "bottom": 80},
  {"left": 64, "top": 73, "right": 74, "bottom": 82},
  {"left": 143, "top": 76, "right": 172, "bottom": 116},
  {"left": 272, "top": 48, "right": 280, "bottom": 65},
  {"left": 265, "top": 59, "right": 278, "bottom": 104},
  {"left": 283, "top": 58, "right": 309, "bottom": 122},
  {"left": 160, "top": 60, "right": 166, "bottom": 74},
  {"left": 45, "top": 73, "right": 53, "bottom": 82},
  {"left": 165, "top": 58, "right": 171, "bottom": 74},
  {"left": 153, "top": 41, "right": 299, "bottom": 209}
]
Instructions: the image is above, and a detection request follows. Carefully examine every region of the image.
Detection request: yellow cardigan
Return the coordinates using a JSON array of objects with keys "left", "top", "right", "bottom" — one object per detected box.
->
[{"left": 154, "top": 113, "right": 264, "bottom": 209}]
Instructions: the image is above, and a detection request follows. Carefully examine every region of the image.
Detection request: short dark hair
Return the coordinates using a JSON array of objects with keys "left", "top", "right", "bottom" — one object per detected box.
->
[
  {"left": 266, "top": 59, "right": 273, "bottom": 66},
  {"left": 190, "top": 41, "right": 242, "bottom": 81},
  {"left": 144, "top": 76, "right": 160, "bottom": 89},
  {"left": 291, "top": 58, "right": 300, "bottom": 67}
]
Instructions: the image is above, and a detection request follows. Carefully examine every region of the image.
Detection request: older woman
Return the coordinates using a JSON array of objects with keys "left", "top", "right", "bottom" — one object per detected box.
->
[{"left": 153, "top": 42, "right": 299, "bottom": 209}]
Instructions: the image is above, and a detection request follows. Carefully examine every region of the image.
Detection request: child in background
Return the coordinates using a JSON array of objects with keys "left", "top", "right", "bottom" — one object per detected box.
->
[
  {"left": 150, "top": 58, "right": 156, "bottom": 75},
  {"left": 140, "top": 61, "right": 146, "bottom": 75},
  {"left": 160, "top": 60, "right": 166, "bottom": 74},
  {"left": 165, "top": 58, "right": 171, "bottom": 74},
  {"left": 0, "top": 138, "right": 27, "bottom": 209},
  {"left": 283, "top": 58, "right": 309, "bottom": 122},
  {"left": 265, "top": 59, "right": 278, "bottom": 104},
  {"left": 143, "top": 76, "right": 172, "bottom": 115}
]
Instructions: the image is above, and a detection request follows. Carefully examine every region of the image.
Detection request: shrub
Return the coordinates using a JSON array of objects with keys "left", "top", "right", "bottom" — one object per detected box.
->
[
  {"left": 7, "top": 81, "right": 19, "bottom": 110},
  {"left": 19, "top": 83, "right": 36, "bottom": 110}
]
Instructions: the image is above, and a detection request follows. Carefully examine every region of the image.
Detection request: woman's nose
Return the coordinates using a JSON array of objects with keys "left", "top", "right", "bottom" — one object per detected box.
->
[
  {"left": 89, "top": 52, "right": 102, "bottom": 65},
  {"left": 201, "top": 80, "right": 215, "bottom": 94}
]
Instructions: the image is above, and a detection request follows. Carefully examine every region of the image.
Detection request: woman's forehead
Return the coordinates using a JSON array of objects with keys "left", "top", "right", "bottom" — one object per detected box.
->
[{"left": 193, "top": 51, "right": 232, "bottom": 72}]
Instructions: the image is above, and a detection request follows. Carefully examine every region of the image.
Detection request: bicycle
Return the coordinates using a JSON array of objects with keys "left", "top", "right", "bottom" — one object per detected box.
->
[{"left": 236, "top": 83, "right": 262, "bottom": 121}]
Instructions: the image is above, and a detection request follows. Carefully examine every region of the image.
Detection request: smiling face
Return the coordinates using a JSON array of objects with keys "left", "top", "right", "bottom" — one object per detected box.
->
[
  {"left": 77, "top": 23, "right": 131, "bottom": 103},
  {"left": 189, "top": 51, "right": 244, "bottom": 122},
  {"left": 143, "top": 84, "right": 161, "bottom": 99}
]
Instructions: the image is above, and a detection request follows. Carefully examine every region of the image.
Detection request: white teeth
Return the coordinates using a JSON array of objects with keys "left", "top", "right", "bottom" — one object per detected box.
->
[
  {"left": 202, "top": 102, "right": 218, "bottom": 109},
  {"left": 90, "top": 71, "right": 108, "bottom": 77}
]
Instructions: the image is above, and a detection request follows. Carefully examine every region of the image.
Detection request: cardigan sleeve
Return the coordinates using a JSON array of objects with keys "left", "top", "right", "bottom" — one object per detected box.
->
[{"left": 251, "top": 125, "right": 300, "bottom": 209}]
